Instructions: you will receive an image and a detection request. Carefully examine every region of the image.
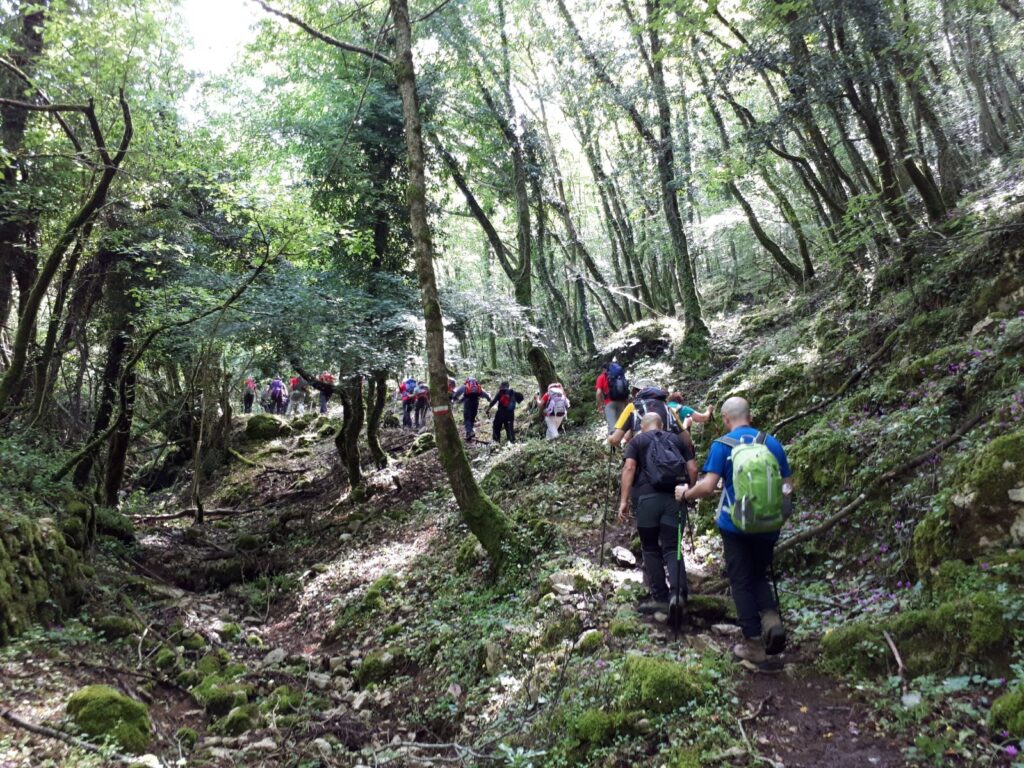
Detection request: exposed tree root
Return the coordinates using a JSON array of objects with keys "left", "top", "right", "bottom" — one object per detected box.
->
[{"left": 0, "top": 709, "right": 153, "bottom": 766}]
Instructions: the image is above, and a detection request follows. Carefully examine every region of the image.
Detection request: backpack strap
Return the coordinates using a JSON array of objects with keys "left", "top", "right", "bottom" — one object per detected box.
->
[
  {"left": 714, "top": 436, "right": 742, "bottom": 449},
  {"left": 754, "top": 431, "right": 767, "bottom": 445}
]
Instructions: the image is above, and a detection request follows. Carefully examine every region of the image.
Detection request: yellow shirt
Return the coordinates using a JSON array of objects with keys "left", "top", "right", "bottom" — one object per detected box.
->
[{"left": 614, "top": 401, "right": 686, "bottom": 432}]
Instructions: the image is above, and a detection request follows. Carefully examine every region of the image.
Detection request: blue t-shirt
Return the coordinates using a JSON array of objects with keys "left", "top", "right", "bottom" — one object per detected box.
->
[{"left": 703, "top": 425, "right": 791, "bottom": 535}]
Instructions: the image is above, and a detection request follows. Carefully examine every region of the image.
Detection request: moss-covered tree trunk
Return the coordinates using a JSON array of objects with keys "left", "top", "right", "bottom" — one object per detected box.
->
[
  {"left": 334, "top": 376, "right": 364, "bottom": 489},
  {"left": 365, "top": 371, "right": 388, "bottom": 469},
  {"left": 391, "top": 0, "right": 523, "bottom": 571}
]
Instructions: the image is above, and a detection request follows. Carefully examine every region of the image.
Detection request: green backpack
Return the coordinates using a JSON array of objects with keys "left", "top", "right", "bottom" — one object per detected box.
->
[{"left": 716, "top": 432, "right": 788, "bottom": 533}]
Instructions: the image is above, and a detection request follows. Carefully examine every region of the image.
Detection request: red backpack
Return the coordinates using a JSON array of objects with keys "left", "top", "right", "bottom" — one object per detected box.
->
[{"left": 465, "top": 379, "right": 481, "bottom": 395}]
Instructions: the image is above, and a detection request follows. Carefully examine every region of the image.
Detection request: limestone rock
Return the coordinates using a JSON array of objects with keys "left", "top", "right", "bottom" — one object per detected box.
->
[
  {"left": 262, "top": 647, "right": 287, "bottom": 667},
  {"left": 245, "top": 414, "right": 291, "bottom": 441},
  {"left": 308, "top": 672, "right": 331, "bottom": 690},
  {"left": 611, "top": 547, "right": 636, "bottom": 567}
]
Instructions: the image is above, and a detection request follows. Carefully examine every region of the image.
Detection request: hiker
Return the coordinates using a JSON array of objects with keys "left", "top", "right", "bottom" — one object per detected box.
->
[
  {"left": 617, "top": 412, "right": 698, "bottom": 614},
  {"left": 676, "top": 396, "right": 793, "bottom": 669},
  {"left": 485, "top": 381, "right": 523, "bottom": 445},
  {"left": 243, "top": 376, "right": 257, "bottom": 414},
  {"left": 319, "top": 371, "right": 335, "bottom": 414},
  {"left": 452, "top": 377, "right": 490, "bottom": 441},
  {"left": 288, "top": 375, "right": 309, "bottom": 416},
  {"left": 414, "top": 380, "right": 430, "bottom": 428},
  {"left": 259, "top": 382, "right": 273, "bottom": 413},
  {"left": 269, "top": 376, "right": 288, "bottom": 415},
  {"left": 667, "top": 391, "right": 712, "bottom": 431},
  {"left": 539, "top": 382, "right": 570, "bottom": 440},
  {"left": 595, "top": 361, "right": 630, "bottom": 434},
  {"left": 607, "top": 382, "right": 686, "bottom": 448},
  {"left": 447, "top": 375, "right": 457, "bottom": 401},
  {"left": 399, "top": 376, "right": 418, "bottom": 429}
]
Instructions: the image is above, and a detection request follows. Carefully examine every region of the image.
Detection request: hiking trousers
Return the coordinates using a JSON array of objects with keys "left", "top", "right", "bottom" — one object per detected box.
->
[
  {"left": 288, "top": 392, "right": 305, "bottom": 416},
  {"left": 402, "top": 399, "right": 414, "bottom": 428},
  {"left": 603, "top": 401, "right": 626, "bottom": 435},
  {"left": 720, "top": 530, "right": 779, "bottom": 639},
  {"left": 243, "top": 392, "right": 254, "bottom": 414},
  {"left": 319, "top": 391, "right": 330, "bottom": 415},
  {"left": 635, "top": 493, "right": 685, "bottom": 603},
  {"left": 463, "top": 397, "right": 479, "bottom": 439},
  {"left": 492, "top": 410, "right": 515, "bottom": 444},
  {"left": 415, "top": 400, "right": 428, "bottom": 428},
  {"left": 544, "top": 414, "right": 564, "bottom": 439}
]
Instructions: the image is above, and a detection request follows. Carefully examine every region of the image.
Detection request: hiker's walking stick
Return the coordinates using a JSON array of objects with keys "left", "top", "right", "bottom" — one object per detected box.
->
[
  {"left": 669, "top": 501, "right": 691, "bottom": 640},
  {"left": 599, "top": 451, "right": 612, "bottom": 566}
]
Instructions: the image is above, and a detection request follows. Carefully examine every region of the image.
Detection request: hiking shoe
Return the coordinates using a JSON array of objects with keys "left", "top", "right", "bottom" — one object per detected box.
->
[
  {"left": 732, "top": 638, "right": 782, "bottom": 672},
  {"left": 637, "top": 598, "right": 670, "bottom": 615},
  {"left": 761, "top": 610, "right": 786, "bottom": 655}
]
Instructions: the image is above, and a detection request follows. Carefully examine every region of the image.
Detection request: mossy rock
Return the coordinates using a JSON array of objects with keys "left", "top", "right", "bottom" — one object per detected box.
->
[
  {"left": 620, "top": 654, "right": 708, "bottom": 714},
  {"left": 66, "top": 684, "right": 151, "bottom": 754},
  {"left": 541, "top": 611, "right": 583, "bottom": 648},
  {"left": 91, "top": 614, "right": 143, "bottom": 640},
  {"left": 0, "top": 513, "right": 85, "bottom": 644},
  {"left": 96, "top": 507, "right": 135, "bottom": 542},
  {"left": 576, "top": 629, "right": 604, "bottom": 654},
  {"left": 913, "top": 429, "right": 1024, "bottom": 574},
  {"left": 211, "top": 704, "right": 258, "bottom": 736},
  {"left": 787, "top": 421, "right": 859, "bottom": 495},
  {"left": 408, "top": 431, "right": 436, "bottom": 457},
  {"left": 291, "top": 412, "right": 318, "bottom": 431},
  {"left": 356, "top": 648, "right": 405, "bottom": 686},
  {"left": 245, "top": 414, "right": 291, "bottom": 441},
  {"left": 570, "top": 708, "right": 636, "bottom": 749},
  {"left": 191, "top": 675, "right": 250, "bottom": 717},
  {"left": 196, "top": 651, "right": 224, "bottom": 676},
  {"left": 175, "top": 726, "right": 198, "bottom": 749},
  {"left": 260, "top": 685, "right": 303, "bottom": 714},
  {"left": 989, "top": 684, "right": 1024, "bottom": 738},
  {"left": 687, "top": 594, "right": 736, "bottom": 623},
  {"left": 821, "top": 592, "right": 1010, "bottom": 678},
  {"left": 154, "top": 647, "right": 179, "bottom": 671},
  {"left": 180, "top": 630, "right": 206, "bottom": 651},
  {"left": 216, "top": 622, "right": 243, "bottom": 642}
]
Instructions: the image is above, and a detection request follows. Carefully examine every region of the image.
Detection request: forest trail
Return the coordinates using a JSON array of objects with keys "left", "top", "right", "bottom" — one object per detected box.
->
[{"left": 1, "top": 403, "right": 908, "bottom": 767}]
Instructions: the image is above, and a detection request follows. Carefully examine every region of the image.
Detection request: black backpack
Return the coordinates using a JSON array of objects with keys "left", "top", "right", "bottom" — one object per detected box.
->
[
  {"left": 632, "top": 388, "right": 681, "bottom": 434},
  {"left": 608, "top": 364, "right": 629, "bottom": 402},
  {"left": 641, "top": 431, "right": 687, "bottom": 491}
]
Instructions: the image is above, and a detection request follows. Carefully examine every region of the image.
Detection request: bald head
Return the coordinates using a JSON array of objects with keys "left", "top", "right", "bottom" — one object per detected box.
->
[
  {"left": 640, "top": 412, "right": 663, "bottom": 432},
  {"left": 721, "top": 397, "right": 751, "bottom": 428}
]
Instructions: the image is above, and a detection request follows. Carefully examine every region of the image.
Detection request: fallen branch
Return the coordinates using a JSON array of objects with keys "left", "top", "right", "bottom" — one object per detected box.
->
[
  {"left": 883, "top": 630, "right": 908, "bottom": 692},
  {"left": 135, "top": 507, "right": 254, "bottom": 523},
  {"left": 229, "top": 447, "right": 265, "bottom": 468},
  {"left": 772, "top": 328, "right": 901, "bottom": 434},
  {"left": 735, "top": 717, "right": 784, "bottom": 768},
  {"left": 739, "top": 693, "right": 774, "bottom": 724},
  {"left": 0, "top": 709, "right": 149, "bottom": 766}
]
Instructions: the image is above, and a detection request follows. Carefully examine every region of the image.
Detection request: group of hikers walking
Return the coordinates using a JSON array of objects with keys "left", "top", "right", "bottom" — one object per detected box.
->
[
  {"left": 398, "top": 374, "right": 571, "bottom": 444},
  {"left": 242, "top": 372, "right": 335, "bottom": 417},
  {"left": 599, "top": 361, "right": 793, "bottom": 671}
]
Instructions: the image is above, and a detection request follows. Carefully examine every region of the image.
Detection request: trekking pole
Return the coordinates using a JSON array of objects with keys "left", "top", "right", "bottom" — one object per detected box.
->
[
  {"left": 599, "top": 451, "right": 611, "bottom": 567},
  {"left": 770, "top": 559, "right": 783, "bottom": 627},
  {"left": 669, "top": 501, "right": 690, "bottom": 640}
]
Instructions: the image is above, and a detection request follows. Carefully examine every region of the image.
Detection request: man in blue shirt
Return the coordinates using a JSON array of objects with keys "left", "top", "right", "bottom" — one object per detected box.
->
[{"left": 676, "top": 397, "right": 793, "bottom": 670}]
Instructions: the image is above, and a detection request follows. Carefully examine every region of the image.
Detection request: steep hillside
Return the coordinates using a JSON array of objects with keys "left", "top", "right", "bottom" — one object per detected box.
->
[{"left": 1, "top": 198, "right": 1023, "bottom": 766}]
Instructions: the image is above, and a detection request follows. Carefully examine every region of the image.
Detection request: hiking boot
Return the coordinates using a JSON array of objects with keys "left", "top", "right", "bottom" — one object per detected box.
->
[
  {"left": 761, "top": 610, "right": 786, "bottom": 655},
  {"left": 637, "top": 598, "right": 670, "bottom": 615},
  {"left": 732, "top": 637, "right": 783, "bottom": 672}
]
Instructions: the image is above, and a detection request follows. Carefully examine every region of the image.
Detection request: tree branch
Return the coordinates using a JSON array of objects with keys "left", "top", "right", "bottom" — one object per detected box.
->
[{"left": 253, "top": 0, "right": 391, "bottom": 63}]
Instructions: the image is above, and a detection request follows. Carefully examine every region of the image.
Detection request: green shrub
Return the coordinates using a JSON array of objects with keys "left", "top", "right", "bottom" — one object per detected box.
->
[{"left": 620, "top": 655, "right": 707, "bottom": 714}]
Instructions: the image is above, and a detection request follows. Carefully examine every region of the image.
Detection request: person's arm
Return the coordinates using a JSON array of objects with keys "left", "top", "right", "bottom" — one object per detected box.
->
[
  {"left": 685, "top": 459, "right": 698, "bottom": 486},
  {"left": 485, "top": 392, "right": 499, "bottom": 412},
  {"left": 676, "top": 471, "right": 720, "bottom": 503},
  {"left": 618, "top": 458, "right": 637, "bottom": 522},
  {"left": 608, "top": 427, "right": 627, "bottom": 448},
  {"left": 690, "top": 406, "right": 712, "bottom": 424}
]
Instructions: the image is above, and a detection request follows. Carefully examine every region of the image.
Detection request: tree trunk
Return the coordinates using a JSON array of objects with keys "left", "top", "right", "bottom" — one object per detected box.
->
[
  {"left": 102, "top": 366, "right": 135, "bottom": 507},
  {"left": 335, "top": 376, "right": 364, "bottom": 489},
  {"left": 366, "top": 371, "right": 388, "bottom": 469},
  {"left": 391, "top": 0, "right": 522, "bottom": 572}
]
